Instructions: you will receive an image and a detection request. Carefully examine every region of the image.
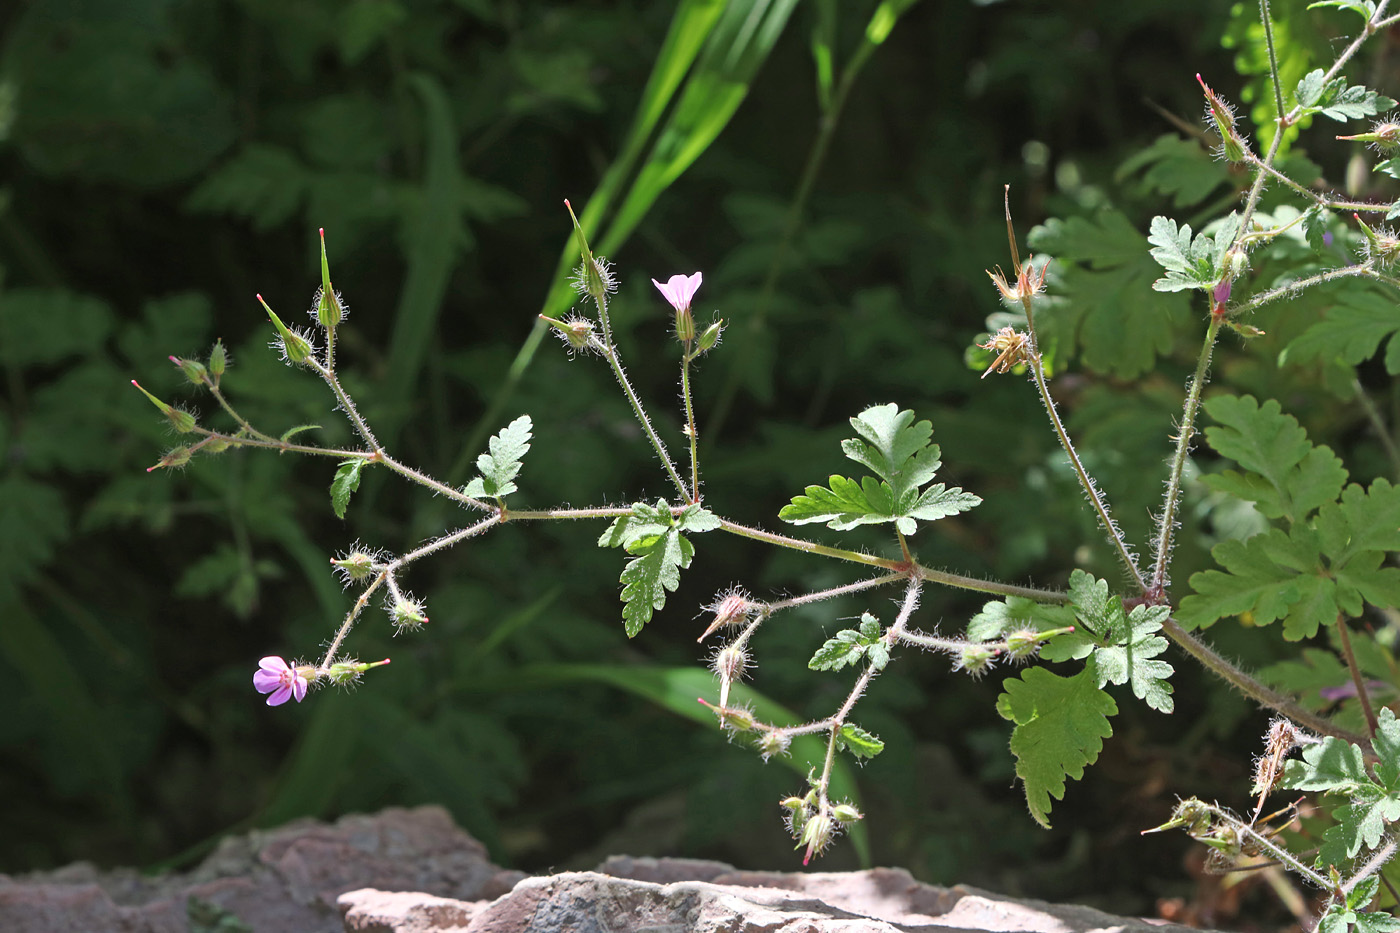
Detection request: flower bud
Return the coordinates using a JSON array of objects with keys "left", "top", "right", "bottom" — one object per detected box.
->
[
  {"left": 1004, "top": 629, "right": 1042, "bottom": 661},
  {"left": 203, "top": 436, "right": 231, "bottom": 455},
  {"left": 956, "top": 645, "right": 998, "bottom": 677},
  {"left": 697, "top": 320, "right": 723, "bottom": 353},
  {"left": 325, "top": 656, "right": 391, "bottom": 686},
  {"left": 716, "top": 703, "right": 758, "bottom": 733},
  {"left": 258, "top": 294, "right": 315, "bottom": 364},
  {"left": 147, "top": 446, "right": 192, "bottom": 472},
  {"left": 332, "top": 550, "right": 379, "bottom": 582},
  {"left": 756, "top": 729, "right": 792, "bottom": 761},
  {"left": 563, "top": 200, "right": 616, "bottom": 301},
  {"left": 131, "top": 381, "right": 198, "bottom": 433},
  {"left": 799, "top": 811, "right": 835, "bottom": 865},
  {"left": 168, "top": 408, "right": 197, "bottom": 433},
  {"left": 390, "top": 597, "right": 429, "bottom": 630},
  {"left": 1337, "top": 121, "right": 1400, "bottom": 152},
  {"left": 315, "top": 229, "right": 345, "bottom": 328},
  {"left": 208, "top": 339, "right": 227, "bottom": 380},
  {"left": 170, "top": 355, "right": 207, "bottom": 386},
  {"left": 831, "top": 803, "right": 863, "bottom": 824},
  {"left": 700, "top": 590, "right": 753, "bottom": 641},
  {"left": 712, "top": 645, "right": 750, "bottom": 684}
]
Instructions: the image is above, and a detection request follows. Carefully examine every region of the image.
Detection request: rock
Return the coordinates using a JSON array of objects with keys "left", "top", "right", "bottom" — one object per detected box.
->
[
  {"left": 341, "top": 859, "right": 1206, "bottom": 933},
  {"left": 1, "top": 807, "right": 1206, "bottom": 933},
  {"left": 0, "top": 806, "right": 524, "bottom": 933}
]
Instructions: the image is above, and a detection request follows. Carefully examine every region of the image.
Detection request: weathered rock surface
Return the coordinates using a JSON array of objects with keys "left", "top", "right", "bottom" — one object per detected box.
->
[
  {"left": 0, "top": 806, "right": 524, "bottom": 933},
  {"left": 1, "top": 807, "right": 1203, "bottom": 933},
  {"left": 342, "top": 860, "right": 1201, "bottom": 933}
]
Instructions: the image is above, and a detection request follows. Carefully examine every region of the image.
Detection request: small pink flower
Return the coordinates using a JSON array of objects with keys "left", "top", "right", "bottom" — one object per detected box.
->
[
  {"left": 253, "top": 656, "right": 309, "bottom": 706},
  {"left": 652, "top": 272, "right": 702, "bottom": 314}
]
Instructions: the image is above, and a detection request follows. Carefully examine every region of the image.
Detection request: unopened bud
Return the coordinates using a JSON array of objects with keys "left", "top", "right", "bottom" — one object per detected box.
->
[
  {"left": 332, "top": 550, "right": 378, "bottom": 581},
  {"left": 563, "top": 200, "right": 616, "bottom": 300},
  {"left": 756, "top": 730, "right": 791, "bottom": 760},
  {"left": 170, "top": 355, "right": 207, "bottom": 385},
  {"left": 391, "top": 597, "right": 429, "bottom": 630},
  {"left": 716, "top": 704, "right": 758, "bottom": 733},
  {"left": 831, "top": 803, "right": 863, "bottom": 824},
  {"left": 700, "top": 591, "right": 753, "bottom": 641},
  {"left": 1004, "top": 629, "right": 1042, "bottom": 661},
  {"left": 147, "top": 446, "right": 192, "bottom": 472},
  {"left": 258, "top": 294, "right": 315, "bottom": 364},
  {"left": 203, "top": 436, "right": 231, "bottom": 454},
  {"left": 712, "top": 645, "right": 750, "bottom": 684},
  {"left": 208, "top": 339, "right": 227, "bottom": 379},
  {"left": 697, "top": 320, "right": 723, "bottom": 352},
  {"left": 325, "top": 656, "right": 391, "bottom": 685},
  {"left": 168, "top": 408, "right": 197, "bottom": 433},
  {"left": 1338, "top": 121, "right": 1400, "bottom": 152},
  {"left": 799, "top": 811, "right": 835, "bottom": 865},
  {"left": 957, "top": 645, "right": 998, "bottom": 677},
  {"left": 316, "top": 229, "right": 344, "bottom": 328}
]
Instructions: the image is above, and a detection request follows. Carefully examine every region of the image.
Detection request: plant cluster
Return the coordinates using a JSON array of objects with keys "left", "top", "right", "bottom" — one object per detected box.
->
[{"left": 128, "top": 0, "right": 1400, "bottom": 924}]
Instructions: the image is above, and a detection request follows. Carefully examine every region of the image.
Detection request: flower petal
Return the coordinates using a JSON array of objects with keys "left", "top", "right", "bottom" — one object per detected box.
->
[
  {"left": 266, "top": 683, "right": 293, "bottom": 706},
  {"left": 651, "top": 272, "right": 702, "bottom": 312}
]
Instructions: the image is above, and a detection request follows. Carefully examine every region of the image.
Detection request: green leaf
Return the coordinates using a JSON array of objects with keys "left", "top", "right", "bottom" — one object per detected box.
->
[
  {"left": 330, "top": 459, "right": 366, "bottom": 519},
  {"left": 1284, "top": 288, "right": 1400, "bottom": 375},
  {"left": 1177, "top": 528, "right": 1334, "bottom": 639},
  {"left": 1065, "top": 571, "right": 1174, "bottom": 712},
  {"left": 836, "top": 723, "right": 884, "bottom": 759},
  {"left": 1282, "top": 710, "right": 1400, "bottom": 869},
  {"left": 1295, "top": 69, "right": 1395, "bottom": 121},
  {"left": 997, "top": 667, "right": 1117, "bottom": 828},
  {"left": 1200, "top": 395, "right": 1348, "bottom": 522},
  {"left": 1092, "top": 604, "right": 1174, "bottom": 713},
  {"left": 1307, "top": 1, "right": 1378, "bottom": 20},
  {"left": 780, "top": 404, "right": 980, "bottom": 535},
  {"left": 1147, "top": 214, "right": 1239, "bottom": 292},
  {"left": 809, "top": 614, "right": 888, "bottom": 672},
  {"left": 0, "top": 288, "right": 114, "bottom": 367},
  {"left": 600, "top": 501, "right": 717, "bottom": 637},
  {"left": 1317, "top": 478, "right": 1400, "bottom": 567},
  {"left": 1116, "top": 134, "right": 1230, "bottom": 208},
  {"left": 1302, "top": 204, "right": 1335, "bottom": 251},
  {"left": 1066, "top": 569, "right": 1119, "bottom": 640},
  {"left": 0, "top": 475, "right": 70, "bottom": 601},
  {"left": 966, "top": 597, "right": 1085, "bottom": 661},
  {"left": 184, "top": 144, "right": 307, "bottom": 230},
  {"left": 1027, "top": 210, "right": 1190, "bottom": 378},
  {"left": 463, "top": 414, "right": 532, "bottom": 499}
]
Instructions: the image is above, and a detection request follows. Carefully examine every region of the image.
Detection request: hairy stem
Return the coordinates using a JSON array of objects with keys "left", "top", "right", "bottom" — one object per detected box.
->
[
  {"left": 1334, "top": 611, "right": 1380, "bottom": 738},
  {"left": 1162, "top": 616, "right": 1370, "bottom": 748},
  {"left": 1151, "top": 318, "right": 1221, "bottom": 594},
  {"left": 593, "top": 290, "right": 690, "bottom": 500}
]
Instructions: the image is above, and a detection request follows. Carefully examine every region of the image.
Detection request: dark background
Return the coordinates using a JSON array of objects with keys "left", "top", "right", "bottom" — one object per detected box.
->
[{"left": 0, "top": 0, "right": 1387, "bottom": 926}]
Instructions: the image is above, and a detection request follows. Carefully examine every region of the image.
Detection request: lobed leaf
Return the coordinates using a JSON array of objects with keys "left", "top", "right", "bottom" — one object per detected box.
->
[
  {"left": 600, "top": 501, "right": 718, "bottom": 637},
  {"left": 997, "top": 667, "right": 1116, "bottom": 828},
  {"left": 780, "top": 404, "right": 979, "bottom": 536},
  {"left": 463, "top": 414, "right": 532, "bottom": 500},
  {"left": 809, "top": 615, "right": 888, "bottom": 672},
  {"left": 1027, "top": 210, "right": 1190, "bottom": 379}
]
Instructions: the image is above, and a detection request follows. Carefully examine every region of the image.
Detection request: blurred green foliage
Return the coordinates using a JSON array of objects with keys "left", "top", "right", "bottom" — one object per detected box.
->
[{"left": 7, "top": 0, "right": 1394, "bottom": 919}]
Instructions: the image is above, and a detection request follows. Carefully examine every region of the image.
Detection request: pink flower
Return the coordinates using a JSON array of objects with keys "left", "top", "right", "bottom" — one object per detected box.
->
[
  {"left": 652, "top": 272, "right": 702, "bottom": 313},
  {"left": 253, "top": 656, "right": 309, "bottom": 706}
]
